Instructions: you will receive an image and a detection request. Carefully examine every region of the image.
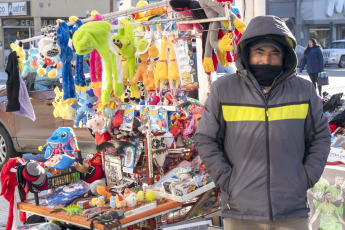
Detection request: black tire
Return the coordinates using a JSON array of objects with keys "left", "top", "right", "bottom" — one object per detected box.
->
[
  {"left": 338, "top": 56, "right": 345, "bottom": 68},
  {"left": 0, "top": 125, "right": 17, "bottom": 170}
]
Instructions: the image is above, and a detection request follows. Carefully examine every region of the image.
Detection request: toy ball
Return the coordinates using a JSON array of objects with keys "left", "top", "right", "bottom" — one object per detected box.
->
[{"left": 145, "top": 189, "right": 156, "bottom": 203}]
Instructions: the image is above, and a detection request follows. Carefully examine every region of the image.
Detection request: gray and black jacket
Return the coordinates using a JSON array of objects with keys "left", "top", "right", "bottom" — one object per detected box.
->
[{"left": 195, "top": 15, "right": 331, "bottom": 222}]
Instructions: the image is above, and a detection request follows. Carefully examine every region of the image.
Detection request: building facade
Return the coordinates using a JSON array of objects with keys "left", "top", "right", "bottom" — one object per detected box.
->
[
  {"left": 267, "top": 0, "right": 345, "bottom": 48},
  {"left": 0, "top": 0, "right": 120, "bottom": 68}
]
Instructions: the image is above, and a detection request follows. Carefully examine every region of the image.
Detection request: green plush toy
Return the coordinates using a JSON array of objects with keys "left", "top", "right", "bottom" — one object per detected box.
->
[
  {"left": 72, "top": 21, "right": 124, "bottom": 104},
  {"left": 112, "top": 20, "right": 140, "bottom": 101}
]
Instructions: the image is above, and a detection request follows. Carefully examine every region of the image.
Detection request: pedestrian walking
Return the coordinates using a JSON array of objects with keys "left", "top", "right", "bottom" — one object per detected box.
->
[{"left": 299, "top": 38, "right": 325, "bottom": 96}]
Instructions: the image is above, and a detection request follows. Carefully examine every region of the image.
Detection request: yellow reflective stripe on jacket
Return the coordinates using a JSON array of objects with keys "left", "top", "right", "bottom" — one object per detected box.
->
[
  {"left": 222, "top": 105, "right": 265, "bottom": 121},
  {"left": 268, "top": 104, "right": 309, "bottom": 121},
  {"left": 222, "top": 103, "right": 309, "bottom": 122}
]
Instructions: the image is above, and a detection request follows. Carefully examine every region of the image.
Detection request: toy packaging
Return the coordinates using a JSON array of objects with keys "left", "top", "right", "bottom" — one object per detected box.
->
[
  {"left": 149, "top": 106, "right": 160, "bottom": 133},
  {"left": 121, "top": 105, "right": 134, "bottom": 131}
]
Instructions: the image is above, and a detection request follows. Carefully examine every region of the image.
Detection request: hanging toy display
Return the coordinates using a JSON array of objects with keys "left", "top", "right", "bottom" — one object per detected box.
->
[{"left": 22, "top": 48, "right": 43, "bottom": 77}]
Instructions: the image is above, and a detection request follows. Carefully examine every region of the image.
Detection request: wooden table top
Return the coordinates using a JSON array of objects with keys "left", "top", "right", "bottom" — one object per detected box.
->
[{"left": 18, "top": 199, "right": 182, "bottom": 230}]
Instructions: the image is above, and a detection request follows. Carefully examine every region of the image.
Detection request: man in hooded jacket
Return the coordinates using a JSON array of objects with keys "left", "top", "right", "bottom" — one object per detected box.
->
[{"left": 195, "top": 15, "right": 331, "bottom": 229}]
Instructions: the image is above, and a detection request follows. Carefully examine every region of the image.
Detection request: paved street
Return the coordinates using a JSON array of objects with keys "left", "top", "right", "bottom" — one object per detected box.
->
[{"left": 0, "top": 66, "right": 344, "bottom": 229}]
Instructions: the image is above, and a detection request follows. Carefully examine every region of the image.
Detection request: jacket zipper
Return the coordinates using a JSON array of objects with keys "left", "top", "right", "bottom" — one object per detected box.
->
[{"left": 265, "top": 101, "right": 273, "bottom": 221}]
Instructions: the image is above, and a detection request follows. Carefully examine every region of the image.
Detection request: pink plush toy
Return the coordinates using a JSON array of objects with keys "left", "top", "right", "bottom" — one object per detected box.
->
[
  {"left": 88, "top": 12, "right": 103, "bottom": 88},
  {"left": 86, "top": 115, "right": 105, "bottom": 134},
  {"left": 177, "top": 9, "right": 203, "bottom": 32}
]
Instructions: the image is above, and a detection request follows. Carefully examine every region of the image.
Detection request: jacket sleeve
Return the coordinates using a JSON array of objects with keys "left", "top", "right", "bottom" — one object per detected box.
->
[
  {"left": 195, "top": 82, "right": 232, "bottom": 191},
  {"left": 318, "top": 48, "right": 324, "bottom": 72},
  {"left": 5, "top": 51, "right": 20, "bottom": 112},
  {"left": 299, "top": 55, "right": 306, "bottom": 72},
  {"left": 304, "top": 83, "right": 331, "bottom": 189}
]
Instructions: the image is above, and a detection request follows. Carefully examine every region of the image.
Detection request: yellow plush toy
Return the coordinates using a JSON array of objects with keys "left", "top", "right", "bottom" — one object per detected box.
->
[
  {"left": 10, "top": 42, "right": 26, "bottom": 74},
  {"left": 52, "top": 87, "right": 76, "bottom": 120},
  {"left": 168, "top": 37, "right": 180, "bottom": 90},
  {"left": 154, "top": 38, "right": 169, "bottom": 89}
]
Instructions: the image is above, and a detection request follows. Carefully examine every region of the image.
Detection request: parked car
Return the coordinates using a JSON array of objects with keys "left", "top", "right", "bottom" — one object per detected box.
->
[
  {"left": 296, "top": 45, "right": 305, "bottom": 67},
  {"left": 0, "top": 73, "right": 95, "bottom": 169},
  {"left": 323, "top": 39, "right": 345, "bottom": 68}
]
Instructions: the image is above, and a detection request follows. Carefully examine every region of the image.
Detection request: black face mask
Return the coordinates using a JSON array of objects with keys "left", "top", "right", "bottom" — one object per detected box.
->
[{"left": 249, "top": 65, "right": 283, "bottom": 86}]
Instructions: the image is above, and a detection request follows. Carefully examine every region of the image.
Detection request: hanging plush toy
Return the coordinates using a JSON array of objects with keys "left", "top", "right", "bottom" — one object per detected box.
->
[
  {"left": 154, "top": 37, "right": 169, "bottom": 89},
  {"left": 37, "top": 26, "right": 61, "bottom": 78},
  {"left": 52, "top": 87, "right": 76, "bottom": 119},
  {"left": 10, "top": 41, "right": 25, "bottom": 74},
  {"left": 71, "top": 89, "right": 97, "bottom": 128},
  {"left": 57, "top": 20, "right": 76, "bottom": 101},
  {"left": 168, "top": 36, "right": 180, "bottom": 92},
  {"left": 70, "top": 17, "right": 87, "bottom": 93},
  {"left": 0, "top": 158, "right": 26, "bottom": 230},
  {"left": 112, "top": 19, "right": 140, "bottom": 102},
  {"left": 22, "top": 48, "right": 43, "bottom": 77},
  {"left": 73, "top": 21, "right": 124, "bottom": 104}
]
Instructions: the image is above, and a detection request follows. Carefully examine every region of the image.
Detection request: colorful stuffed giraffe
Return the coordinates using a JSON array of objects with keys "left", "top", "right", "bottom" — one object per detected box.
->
[
  {"left": 154, "top": 37, "right": 168, "bottom": 89},
  {"left": 168, "top": 37, "right": 180, "bottom": 91}
]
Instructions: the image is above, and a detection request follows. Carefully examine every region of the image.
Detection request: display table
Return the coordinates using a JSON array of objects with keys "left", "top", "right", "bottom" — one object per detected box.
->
[{"left": 17, "top": 200, "right": 182, "bottom": 230}]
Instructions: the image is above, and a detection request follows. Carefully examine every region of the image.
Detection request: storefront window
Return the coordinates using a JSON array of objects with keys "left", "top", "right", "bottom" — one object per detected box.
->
[
  {"left": 342, "top": 26, "right": 345, "bottom": 39},
  {"left": 4, "top": 28, "right": 30, "bottom": 49},
  {"left": 309, "top": 26, "right": 330, "bottom": 49}
]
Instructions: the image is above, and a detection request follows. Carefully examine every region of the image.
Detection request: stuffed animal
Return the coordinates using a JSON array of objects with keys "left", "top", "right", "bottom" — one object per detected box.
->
[
  {"left": 0, "top": 158, "right": 26, "bottom": 230},
  {"left": 57, "top": 20, "right": 76, "bottom": 101},
  {"left": 52, "top": 87, "right": 76, "bottom": 119},
  {"left": 37, "top": 26, "right": 61, "bottom": 78},
  {"left": 112, "top": 19, "right": 139, "bottom": 101},
  {"left": 10, "top": 42, "right": 26, "bottom": 74},
  {"left": 86, "top": 115, "right": 105, "bottom": 134},
  {"left": 22, "top": 48, "right": 43, "bottom": 77},
  {"left": 96, "top": 185, "right": 112, "bottom": 202},
  {"left": 168, "top": 37, "right": 180, "bottom": 92},
  {"left": 70, "top": 18, "right": 87, "bottom": 93},
  {"left": 71, "top": 89, "right": 97, "bottom": 128},
  {"left": 131, "top": 51, "right": 148, "bottom": 86},
  {"left": 39, "top": 127, "right": 78, "bottom": 161},
  {"left": 73, "top": 21, "right": 124, "bottom": 104},
  {"left": 101, "top": 106, "right": 116, "bottom": 133},
  {"left": 154, "top": 37, "right": 169, "bottom": 89}
]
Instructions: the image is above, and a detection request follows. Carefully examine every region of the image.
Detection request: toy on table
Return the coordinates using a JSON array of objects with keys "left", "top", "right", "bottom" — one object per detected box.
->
[
  {"left": 116, "top": 194, "right": 127, "bottom": 209},
  {"left": 136, "top": 191, "right": 145, "bottom": 202},
  {"left": 110, "top": 196, "right": 117, "bottom": 209},
  {"left": 96, "top": 195, "right": 106, "bottom": 208},
  {"left": 97, "top": 185, "right": 112, "bottom": 202},
  {"left": 125, "top": 192, "right": 137, "bottom": 208},
  {"left": 124, "top": 188, "right": 131, "bottom": 198},
  {"left": 62, "top": 204, "right": 82, "bottom": 216},
  {"left": 87, "top": 210, "right": 124, "bottom": 230},
  {"left": 145, "top": 190, "right": 156, "bottom": 203}
]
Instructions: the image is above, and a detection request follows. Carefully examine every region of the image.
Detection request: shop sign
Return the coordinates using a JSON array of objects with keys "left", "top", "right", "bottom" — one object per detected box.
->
[
  {"left": 2, "top": 19, "right": 33, "bottom": 27},
  {"left": 41, "top": 19, "right": 58, "bottom": 27},
  {"left": 0, "top": 1, "right": 30, "bottom": 16},
  {"left": 0, "top": 3, "right": 8, "bottom": 16}
]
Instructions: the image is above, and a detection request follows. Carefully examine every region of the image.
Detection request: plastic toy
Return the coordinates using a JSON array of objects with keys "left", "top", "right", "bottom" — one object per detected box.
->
[
  {"left": 154, "top": 37, "right": 168, "bottom": 89},
  {"left": 125, "top": 192, "right": 137, "bottom": 208},
  {"left": 62, "top": 204, "right": 82, "bottom": 216},
  {"left": 87, "top": 210, "right": 124, "bottom": 230},
  {"left": 86, "top": 115, "right": 105, "bottom": 134},
  {"left": 136, "top": 191, "right": 145, "bottom": 202},
  {"left": 96, "top": 185, "right": 112, "bottom": 202},
  {"left": 96, "top": 195, "right": 106, "bottom": 208},
  {"left": 110, "top": 196, "right": 117, "bottom": 209},
  {"left": 168, "top": 36, "right": 180, "bottom": 91},
  {"left": 116, "top": 194, "right": 127, "bottom": 209}
]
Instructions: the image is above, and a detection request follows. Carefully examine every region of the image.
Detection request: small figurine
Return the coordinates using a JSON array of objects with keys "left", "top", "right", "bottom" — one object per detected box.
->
[
  {"left": 96, "top": 195, "right": 106, "bottom": 208},
  {"left": 136, "top": 191, "right": 145, "bottom": 202},
  {"left": 110, "top": 196, "right": 117, "bottom": 209},
  {"left": 91, "top": 198, "right": 98, "bottom": 207},
  {"left": 145, "top": 190, "right": 156, "bottom": 203},
  {"left": 124, "top": 188, "right": 131, "bottom": 198},
  {"left": 116, "top": 194, "right": 127, "bottom": 209},
  {"left": 125, "top": 192, "right": 137, "bottom": 208},
  {"left": 97, "top": 185, "right": 112, "bottom": 202}
]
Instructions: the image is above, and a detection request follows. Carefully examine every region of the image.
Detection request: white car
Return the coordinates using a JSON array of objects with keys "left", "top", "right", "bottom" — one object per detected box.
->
[{"left": 323, "top": 40, "right": 345, "bottom": 68}]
